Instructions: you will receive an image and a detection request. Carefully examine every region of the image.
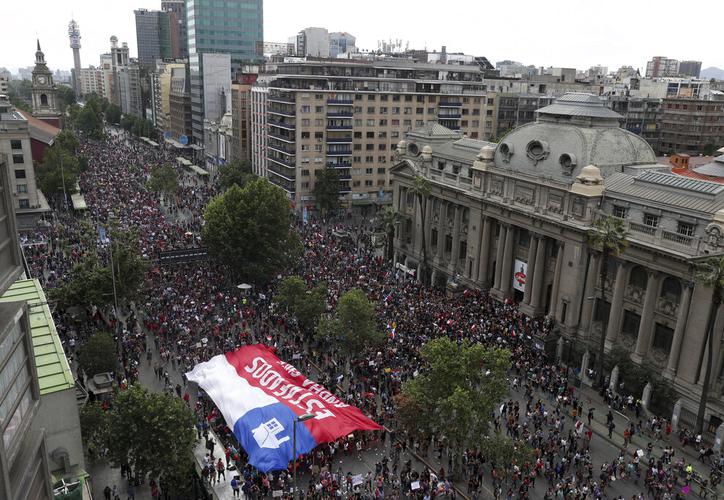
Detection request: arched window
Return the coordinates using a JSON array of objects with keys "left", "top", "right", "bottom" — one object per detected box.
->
[
  {"left": 628, "top": 266, "right": 648, "bottom": 289},
  {"left": 660, "top": 277, "right": 682, "bottom": 303},
  {"left": 40, "top": 94, "right": 48, "bottom": 106}
]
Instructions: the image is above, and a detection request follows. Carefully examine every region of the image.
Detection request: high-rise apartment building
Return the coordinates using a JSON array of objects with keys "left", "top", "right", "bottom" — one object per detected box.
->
[
  {"left": 659, "top": 97, "right": 724, "bottom": 155},
  {"left": 134, "top": 9, "right": 172, "bottom": 71},
  {"left": 161, "top": 0, "right": 188, "bottom": 59},
  {"left": 231, "top": 72, "right": 258, "bottom": 163},
  {"left": 295, "top": 28, "right": 330, "bottom": 58},
  {"left": 169, "top": 67, "right": 192, "bottom": 140},
  {"left": 187, "top": 0, "right": 263, "bottom": 145},
  {"left": 250, "top": 84, "right": 269, "bottom": 177},
  {"left": 109, "top": 37, "right": 142, "bottom": 117},
  {"left": 329, "top": 32, "right": 356, "bottom": 58},
  {"left": 0, "top": 68, "right": 10, "bottom": 94},
  {"left": 152, "top": 61, "right": 186, "bottom": 131},
  {"left": 259, "top": 59, "right": 497, "bottom": 211},
  {"left": 646, "top": 56, "right": 680, "bottom": 78},
  {"left": 678, "top": 60, "right": 702, "bottom": 78}
]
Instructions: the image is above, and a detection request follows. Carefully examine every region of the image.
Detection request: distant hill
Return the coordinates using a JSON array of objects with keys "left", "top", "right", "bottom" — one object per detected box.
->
[{"left": 700, "top": 67, "right": 724, "bottom": 80}]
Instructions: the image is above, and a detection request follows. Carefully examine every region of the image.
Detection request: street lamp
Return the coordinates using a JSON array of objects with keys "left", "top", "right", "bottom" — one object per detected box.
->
[{"left": 293, "top": 413, "right": 315, "bottom": 500}]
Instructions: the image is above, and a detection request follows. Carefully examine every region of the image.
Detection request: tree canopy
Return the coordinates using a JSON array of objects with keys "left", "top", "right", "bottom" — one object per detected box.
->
[
  {"left": 316, "top": 288, "right": 384, "bottom": 355},
  {"left": 105, "top": 385, "right": 196, "bottom": 492},
  {"left": 147, "top": 164, "right": 179, "bottom": 195},
  {"left": 77, "top": 332, "right": 117, "bottom": 377},
  {"left": 313, "top": 167, "right": 341, "bottom": 215},
  {"left": 202, "top": 178, "right": 301, "bottom": 284},
  {"left": 275, "top": 275, "right": 327, "bottom": 331},
  {"left": 396, "top": 337, "right": 510, "bottom": 457},
  {"left": 74, "top": 95, "right": 105, "bottom": 139},
  {"left": 218, "top": 160, "right": 254, "bottom": 191},
  {"left": 36, "top": 146, "right": 80, "bottom": 203},
  {"left": 104, "top": 103, "right": 122, "bottom": 125}
]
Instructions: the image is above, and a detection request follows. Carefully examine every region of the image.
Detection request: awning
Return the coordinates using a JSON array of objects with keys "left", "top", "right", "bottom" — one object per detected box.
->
[
  {"left": 189, "top": 165, "right": 209, "bottom": 176},
  {"left": 70, "top": 193, "right": 87, "bottom": 210}
]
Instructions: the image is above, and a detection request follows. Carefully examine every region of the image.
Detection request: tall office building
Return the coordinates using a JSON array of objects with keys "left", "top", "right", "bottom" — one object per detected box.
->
[
  {"left": 329, "top": 32, "right": 356, "bottom": 58},
  {"left": 109, "top": 37, "right": 143, "bottom": 117},
  {"left": 187, "top": 0, "right": 263, "bottom": 145},
  {"left": 161, "top": 0, "right": 188, "bottom": 59},
  {"left": 295, "top": 27, "right": 330, "bottom": 58},
  {"left": 678, "top": 60, "right": 702, "bottom": 78},
  {"left": 645, "top": 56, "right": 680, "bottom": 78},
  {"left": 68, "top": 19, "right": 82, "bottom": 99},
  {"left": 134, "top": 9, "right": 172, "bottom": 71}
]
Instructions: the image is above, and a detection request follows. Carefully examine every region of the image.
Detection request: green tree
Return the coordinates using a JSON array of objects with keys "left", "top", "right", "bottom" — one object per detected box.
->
[
  {"left": 36, "top": 146, "right": 80, "bottom": 203},
  {"left": 694, "top": 256, "right": 724, "bottom": 433},
  {"left": 313, "top": 167, "right": 341, "bottom": 216},
  {"left": 377, "top": 207, "right": 400, "bottom": 261},
  {"left": 104, "top": 104, "right": 121, "bottom": 125},
  {"left": 218, "top": 160, "right": 254, "bottom": 191},
  {"left": 105, "top": 385, "right": 195, "bottom": 494},
  {"left": 56, "top": 85, "right": 77, "bottom": 113},
  {"left": 80, "top": 402, "right": 109, "bottom": 455},
  {"left": 480, "top": 433, "right": 535, "bottom": 485},
  {"left": 147, "top": 164, "right": 179, "bottom": 196},
  {"left": 77, "top": 332, "right": 117, "bottom": 377},
  {"left": 587, "top": 214, "right": 628, "bottom": 387},
  {"left": 76, "top": 97, "right": 104, "bottom": 139},
  {"left": 316, "top": 288, "right": 383, "bottom": 355},
  {"left": 276, "top": 276, "right": 327, "bottom": 331},
  {"left": 203, "top": 179, "right": 302, "bottom": 284},
  {"left": 396, "top": 337, "right": 510, "bottom": 474},
  {"left": 55, "top": 129, "right": 80, "bottom": 153},
  {"left": 411, "top": 175, "right": 432, "bottom": 283},
  {"left": 6, "top": 79, "right": 32, "bottom": 112}
]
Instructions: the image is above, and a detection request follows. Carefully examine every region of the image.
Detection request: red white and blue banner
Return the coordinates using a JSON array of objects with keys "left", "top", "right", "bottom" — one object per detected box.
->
[{"left": 186, "top": 345, "right": 382, "bottom": 471}]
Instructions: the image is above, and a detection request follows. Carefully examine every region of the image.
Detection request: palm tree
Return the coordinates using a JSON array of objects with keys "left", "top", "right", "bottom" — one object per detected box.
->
[
  {"left": 587, "top": 215, "right": 628, "bottom": 387},
  {"left": 694, "top": 256, "right": 724, "bottom": 433},
  {"left": 411, "top": 175, "right": 432, "bottom": 283},
  {"left": 377, "top": 207, "right": 400, "bottom": 262}
]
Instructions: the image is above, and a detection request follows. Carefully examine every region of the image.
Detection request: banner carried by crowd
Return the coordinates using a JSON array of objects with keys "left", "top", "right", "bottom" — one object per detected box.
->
[{"left": 186, "top": 345, "right": 382, "bottom": 471}]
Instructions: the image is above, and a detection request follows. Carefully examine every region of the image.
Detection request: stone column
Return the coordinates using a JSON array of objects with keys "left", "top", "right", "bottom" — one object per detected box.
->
[
  {"left": 435, "top": 202, "right": 446, "bottom": 263},
  {"left": 530, "top": 236, "right": 548, "bottom": 311},
  {"left": 522, "top": 236, "right": 539, "bottom": 305},
  {"left": 449, "top": 205, "right": 461, "bottom": 274},
  {"left": 476, "top": 217, "right": 492, "bottom": 286},
  {"left": 664, "top": 282, "right": 694, "bottom": 380},
  {"left": 423, "top": 197, "right": 433, "bottom": 256},
  {"left": 604, "top": 262, "right": 629, "bottom": 350},
  {"left": 493, "top": 224, "right": 507, "bottom": 291},
  {"left": 501, "top": 225, "right": 516, "bottom": 297},
  {"left": 632, "top": 271, "right": 662, "bottom": 363},
  {"left": 579, "top": 254, "right": 600, "bottom": 339},
  {"left": 550, "top": 241, "right": 564, "bottom": 317}
]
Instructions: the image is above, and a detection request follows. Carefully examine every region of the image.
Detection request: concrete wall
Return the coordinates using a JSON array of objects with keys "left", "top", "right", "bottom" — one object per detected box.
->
[{"left": 32, "top": 388, "right": 84, "bottom": 475}]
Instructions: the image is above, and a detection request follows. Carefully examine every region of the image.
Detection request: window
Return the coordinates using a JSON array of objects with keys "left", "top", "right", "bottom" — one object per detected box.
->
[
  {"left": 392, "top": 95, "right": 400, "bottom": 102},
  {"left": 301, "top": 119, "right": 310, "bottom": 126},
  {"left": 365, "top": 156, "right": 374, "bottom": 163},
  {"left": 403, "top": 120, "right": 411, "bottom": 126},
  {"left": 612, "top": 205, "right": 627, "bottom": 218},
  {"left": 405, "top": 95, "right": 412, "bottom": 102},
  {"left": 353, "top": 156, "right": 361, "bottom": 163},
  {"left": 354, "top": 119, "right": 362, "bottom": 126},
  {"left": 379, "top": 144, "right": 387, "bottom": 150},
  {"left": 377, "top": 179, "right": 385, "bottom": 186},
  {"left": 354, "top": 106, "right": 363, "bottom": 113},
  {"left": 16, "top": 184, "right": 27, "bottom": 194},
  {"left": 353, "top": 180, "right": 361, "bottom": 187},
  {"left": 428, "top": 108, "right": 436, "bottom": 114},
  {"left": 10, "top": 140, "right": 22, "bottom": 150},
  {"left": 14, "top": 170, "right": 26, "bottom": 179},
  {"left": 315, "top": 119, "right": 324, "bottom": 126},
  {"left": 354, "top": 132, "right": 362, "bottom": 138},
  {"left": 367, "top": 95, "right": 376, "bottom": 101},
  {"left": 315, "top": 106, "right": 323, "bottom": 113},
  {"left": 378, "top": 156, "right": 387, "bottom": 163},
  {"left": 301, "top": 169, "right": 310, "bottom": 176},
  {"left": 652, "top": 323, "right": 674, "bottom": 352},
  {"left": 366, "top": 132, "right": 375, "bottom": 138},
  {"left": 301, "top": 106, "right": 310, "bottom": 113},
  {"left": 415, "top": 120, "right": 424, "bottom": 127},
  {"left": 391, "top": 131, "right": 399, "bottom": 138},
  {"left": 380, "top": 95, "right": 388, "bottom": 101},
  {"left": 366, "top": 144, "right": 374, "bottom": 151},
  {"left": 677, "top": 222, "right": 695, "bottom": 236},
  {"left": 643, "top": 213, "right": 659, "bottom": 227},
  {"left": 365, "top": 180, "right": 373, "bottom": 186},
  {"left": 367, "top": 107, "right": 375, "bottom": 113},
  {"left": 314, "top": 144, "right": 322, "bottom": 151},
  {"left": 301, "top": 182, "right": 309, "bottom": 189},
  {"left": 18, "top": 199, "right": 30, "bottom": 209},
  {"left": 378, "top": 131, "right": 387, "bottom": 138},
  {"left": 301, "top": 145, "right": 310, "bottom": 151},
  {"left": 301, "top": 132, "right": 310, "bottom": 139},
  {"left": 379, "top": 119, "right": 388, "bottom": 126},
  {"left": 314, "top": 132, "right": 324, "bottom": 139},
  {"left": 12, "top": 154, "right": 23, "bottom": 164},
  {"left": 365, "top": 168, "right": 373, "bottom": 174},
  {"left": 392, "top": 107, "right": 400, "bottom": 114},
  {"left": 416, "top": 108, "right": 424, "bottom": 114},
  {"left": 354, "top": 144, "right": 362, "bottom": 151},
  {"left": 377, "top": 167, "right": 386, "bottom": 174},
  {"left": 404, "top": 107, "right": 412, "bottom": 114},
  {"left": 380, "top": 107, "right": 388, "bottom": 114},
  {"left": 366, "top": 119, "right": 375, "bottom": 126}
]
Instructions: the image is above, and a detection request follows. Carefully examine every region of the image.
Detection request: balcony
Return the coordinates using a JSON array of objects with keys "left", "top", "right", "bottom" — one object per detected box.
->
[
  {"left": 268, "top": 143, "right": 296, "bottom": 155},
  {"left": 267, "top": 156, "right": 296, "bottom": 168},
  {"left": 269, "top": 95, "right": 295, "bottom": 105},
  {"left": 268, "top": 118, "right": 295, "bottom": 130},
  {"left": 327, "top": 161, "right": 352, "bottom": 168},
  {"left": 268, "top": 167, "right": 295, "bottom": 182},
  {"left": 439, "top": 101, "right": 462, "bottom": 107},
  {"left": 269, "top": 132, "right": 295, "bottom": 144},
  {"left": 327, "top": 137, "right": 353, "bottom": 143},
  {"left": 439, "top": 113, "right": 462, "bottom": 119},
  {"left": 339, "top": 174, "right": 352, "bottom": 180},
  {"left": 268, "top": 108, "right": 296, "bottom": 118},
  {"left": 327, "top": 111, "right": 353, "bottom": 117},
  {"left": 327, "top": 99, "right": 354, "bottom": 105},
  {"left": 327, "top": 148, "right": 352, "bottom": 156},
  {"left": 629, "top": 222, "right": 656, "bottom": 236},
  {"left": 326, "top": 124, "right": 353, "bottom": 130},
  {"left": 662, "top": 229, "right": 693, "bottom": 246}
]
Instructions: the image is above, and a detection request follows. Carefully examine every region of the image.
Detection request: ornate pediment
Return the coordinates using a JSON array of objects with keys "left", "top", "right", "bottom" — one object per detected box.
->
[{"left": 390, "top": 159, "right": 422, "bottom": 179}]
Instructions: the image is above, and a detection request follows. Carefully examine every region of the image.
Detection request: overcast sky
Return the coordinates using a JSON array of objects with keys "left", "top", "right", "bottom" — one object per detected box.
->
[{"left": 3, "top": 0, "right": 723, "bottom": 74}]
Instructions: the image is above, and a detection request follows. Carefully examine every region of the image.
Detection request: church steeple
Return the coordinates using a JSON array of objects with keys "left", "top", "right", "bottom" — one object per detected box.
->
[{"left": 31, "top": 41, "right": 60, "bottom": 127}]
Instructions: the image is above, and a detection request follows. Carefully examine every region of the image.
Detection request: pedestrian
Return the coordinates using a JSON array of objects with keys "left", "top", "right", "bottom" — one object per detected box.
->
[
  {"left": 231, "top": 476, "right": 240, "bottom": 498},
  {"left": 103, "top": 485, "right": 111, "bottom": 500},
  {"left": 126, "top": 481, "right": 135, "bottom": 500},
  {"left": 216, "top": 458, "right": 226, "bottom": 481}
]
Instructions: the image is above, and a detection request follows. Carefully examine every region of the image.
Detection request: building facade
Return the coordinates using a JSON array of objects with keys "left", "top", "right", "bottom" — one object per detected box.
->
[
  {"left": 493, "top": 94, "right": 553, "bottom": 139},
  {"left": 295, "top": 28, "right": 330, "bottom": 58},
  {"left": 161, "top": 0, "right": 188, "bottom": 59},
  {"left": 659, "top": 98, "right": 724, "bottom": 155},
  {"left": 329, "top": 32, "right": 356, "bottom": 58},
  {"left": 250, "top": 84, "right": 269, "bottom": 177},
  {"left": 231, "top": 77, "right": 256, "bottom": 164},
  {"left": 606, "top": 95, "right": 663, "bottom": 153},
  {"left": 109, "top": 37, "right": 143, "bottom": 117},
  {"left": 30, "top": 41, "right": 61, "bottom": 128},
  {"left": 259, "top": 59, "right": 498, "bottom": 210},
  {"left": 134, "top": 9, "right": 172, "bottom": 71},
  {"left": 392, "top": 93, "right": 724, "bottom": 432},
  {"left": 646, "top": 57, "right": 680, "bottom": 78},
  {"left": 169, "top": 67, "right": 192, "bottom": 140},
  {"left": 187, "top": 0, "right": 263, "bottom": 145},
  {"left": 678, "top": 60, "right": 702, "bottom": 78}
]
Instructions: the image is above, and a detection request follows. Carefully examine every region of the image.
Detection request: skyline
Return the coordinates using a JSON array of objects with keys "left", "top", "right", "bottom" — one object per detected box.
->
[{"left": 2, "top": 0, "right": 724, "bottom": 74}]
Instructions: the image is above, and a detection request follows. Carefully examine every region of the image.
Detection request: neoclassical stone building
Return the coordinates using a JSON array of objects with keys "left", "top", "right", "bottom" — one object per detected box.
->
[{"left": 391, "top": 94, "right": 724, "bottom": 430}]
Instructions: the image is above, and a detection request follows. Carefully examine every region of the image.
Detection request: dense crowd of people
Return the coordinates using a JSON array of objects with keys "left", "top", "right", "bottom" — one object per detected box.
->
[{"left": 22, "top": 129, "right": 720, "bottom": 499}]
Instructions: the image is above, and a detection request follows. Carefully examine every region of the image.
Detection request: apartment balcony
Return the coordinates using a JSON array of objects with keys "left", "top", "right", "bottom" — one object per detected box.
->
[
  {"left": 326, "top": 124, "right": 353, "bottom": 131},
  {"left": 269, "top": 95, "right": 296, "bottom": 105},
  {"left": 327, "top": 136, "right": 353, "bottom": 143},
  {"left": 327, "top": 161, "right": 352, "bottom": 168},
  {"left": 268, "top": 143, "right": 296, "bottom": 156},
  {"left": 268, "top": 108, "right": 296, "bottom": 118},
  {"left": 269, "top": 132, "right": 295, "bottom": 144},
  {"left": 268, "top": 118, "right": 295, "bottom": 130},
  {"left": 267, "top": 156, "right": 296, "bottom": 168},
  {"left": 327, "top": 99, "right": 354, "bottom": 105},
  {"left": 339, "top": 174, "right": 352, "bottom": 180},
  {"left": 327, "top": 148, "right": 353, "bottom": 156},
  {"left": 326, "top": 111, "right": 353, "bottom": 118},
  {"left": 439, "top": 101, "right": 463, "bottom": 107},
  {"left": 438, "top": 113, "right": 462, "bottom": 119}
]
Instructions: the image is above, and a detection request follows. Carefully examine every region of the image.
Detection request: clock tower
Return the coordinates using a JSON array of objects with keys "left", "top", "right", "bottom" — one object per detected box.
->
[{"left": 31, "top": 40, "right": 61, "bottom": 127}]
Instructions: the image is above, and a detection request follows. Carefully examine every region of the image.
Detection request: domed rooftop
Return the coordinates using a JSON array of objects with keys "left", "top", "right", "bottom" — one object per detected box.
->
[
  {"left": 495, "top": 93, "right": 656, "bottom": 181},
  {"left": 693, "top": 155, "right": 724, "bottom": 178}
]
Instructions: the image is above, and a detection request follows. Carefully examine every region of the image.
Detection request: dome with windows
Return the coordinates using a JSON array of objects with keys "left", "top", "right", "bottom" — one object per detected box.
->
[{"left": 494, "top": 93, "right": 656, "bottom": 181}]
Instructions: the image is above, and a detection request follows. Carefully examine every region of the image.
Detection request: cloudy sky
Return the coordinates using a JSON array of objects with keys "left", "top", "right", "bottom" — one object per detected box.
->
[{"left": 3, "top": 0, "right": 723, "bottom": 73}]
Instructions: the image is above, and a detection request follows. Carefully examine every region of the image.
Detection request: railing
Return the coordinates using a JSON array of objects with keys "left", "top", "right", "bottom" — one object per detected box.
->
[
  {"left": 327, "top": 137, "right": 353, "bottom": 143},
  {"left": 629, "top": 222, "right": 657, "bottom": 236},
  {"left": 268, "top": 108, "right": 295, "bottom": 117},
  {"left": 326, "top": 111, "right": 353, "bottom": 117},
  {"left": 439, "top": 101, "right": 462, "bottom": 107},
  {"left": 326, "top": 125, "right": 353, "bottom": 130},
  {"left": 438, "top": 113, "right": 462, "bottom": 119},
  {"left": 328, "top": 161, "right": 352, "bottom": 168},
  {"left": 268, "top": 118, "right": 295, "bottom": 129},
  {"left": 268, "top": 132, "right": 295, "bottom": 143},
  {"left": 267, "top": 156, "right": 296, "bottom": 168},
  {"left": 327, "top": 99, "right": 354, "bottom": 105},
  {"left": 662, "top": 229, "right": 693, "bottom": 246},
  {"left": 268, "top": 95, "right": 295, "bottom": 104},
  {"left": 327, "top": 148, "right": 353, "bottom": 155}
]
